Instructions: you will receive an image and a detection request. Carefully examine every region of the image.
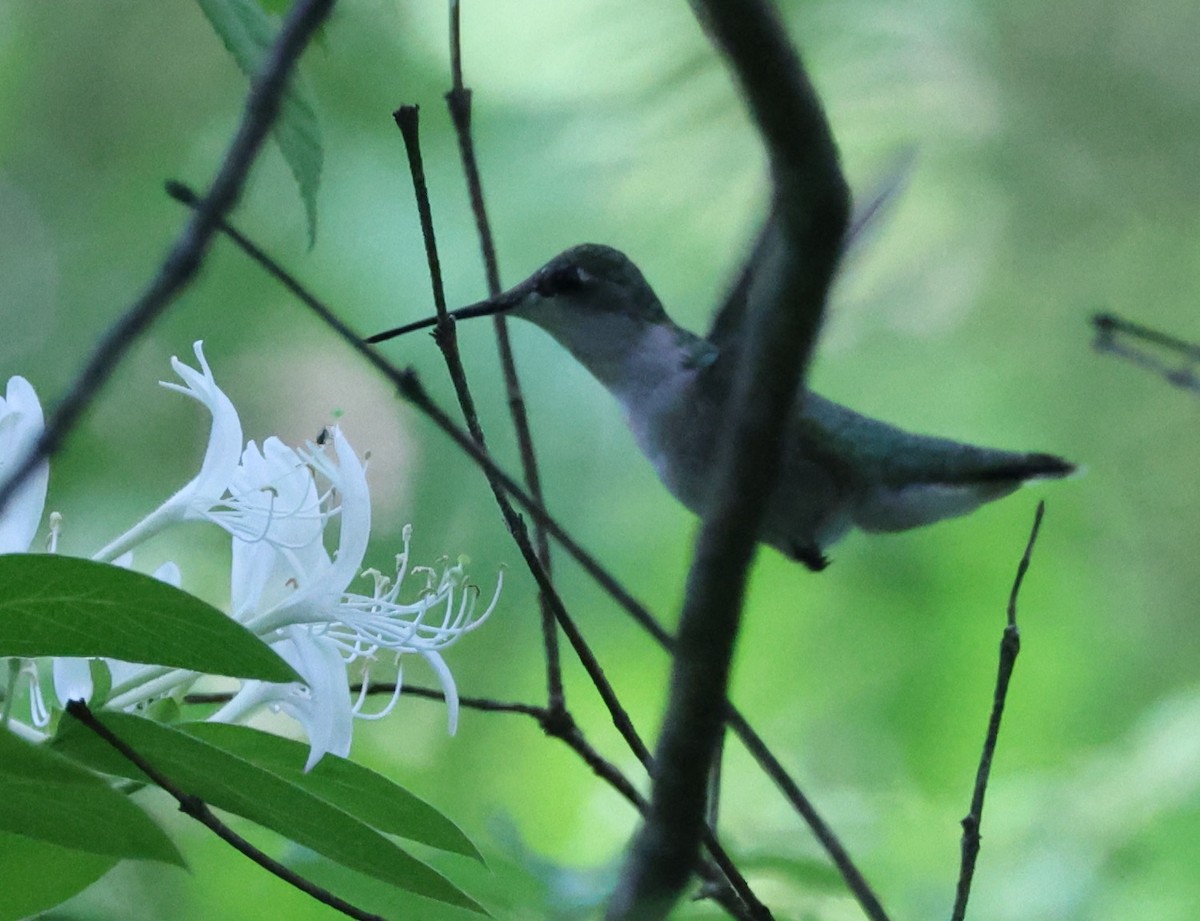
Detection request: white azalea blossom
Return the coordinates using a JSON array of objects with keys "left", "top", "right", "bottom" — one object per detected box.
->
[{"left": 1, "top": 347, "right": 497, "bottom": 768}]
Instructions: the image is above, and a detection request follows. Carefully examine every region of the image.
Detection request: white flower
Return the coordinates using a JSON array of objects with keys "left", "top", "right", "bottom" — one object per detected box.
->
[
  {"left": 0, "top": 375, "right": 48, "bottom": 554},
  {"left": 1, "top": 347, "right": 499, "bottom": 771},
  {"left": 93, "top": 341, "right": 243, "bottom": 562},
  {"left": 210, "top": 428, "right": 498, "bottom": 769},
  {"left": 236, "top": 428, "right": 370, "bottom": 633}
]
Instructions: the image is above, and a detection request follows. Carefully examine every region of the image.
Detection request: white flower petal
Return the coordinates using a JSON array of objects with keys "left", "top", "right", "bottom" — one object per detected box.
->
[
  {"left": 52, "top": 657, "right": 94, "bottom": 705},
  {"left": 93, "top": 343, "right": 243, "bottom": 562},
  {"left": 162, "top": 342, "right": 244, "bottom": 513},
  {"left": 422, "top": 650, "right": 460, "bottom": 736},
  {"left": 0, "top": 376, "right": 48, "bottom": 554}
]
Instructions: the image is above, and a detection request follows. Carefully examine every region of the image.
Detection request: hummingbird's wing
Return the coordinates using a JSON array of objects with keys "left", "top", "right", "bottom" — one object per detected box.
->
[{"left": 705, "top": 153, "right": 914, "bottom": 358}]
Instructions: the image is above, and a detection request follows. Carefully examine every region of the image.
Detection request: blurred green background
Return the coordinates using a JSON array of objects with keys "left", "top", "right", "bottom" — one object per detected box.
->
[{"left": 3, "top": 0, "right": 1199, "bottom": 918}]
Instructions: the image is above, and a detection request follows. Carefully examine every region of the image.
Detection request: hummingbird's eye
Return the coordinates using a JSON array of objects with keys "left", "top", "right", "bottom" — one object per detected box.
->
[{"left": 536, "top": 265, "right": 589, "bottom": 298}]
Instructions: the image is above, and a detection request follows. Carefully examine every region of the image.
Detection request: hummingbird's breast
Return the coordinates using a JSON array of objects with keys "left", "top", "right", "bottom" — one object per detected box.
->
[{"left": 623, "top": 366, "right": 856, "bottom": 563}]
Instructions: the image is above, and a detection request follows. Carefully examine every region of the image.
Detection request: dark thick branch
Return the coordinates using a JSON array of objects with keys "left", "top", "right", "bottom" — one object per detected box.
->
[
  {"left": 0, "top": 0, "right": 334, "bottom": 517},
  {"left": 607, "top": 1, "right": 851, "bottom": 918}
]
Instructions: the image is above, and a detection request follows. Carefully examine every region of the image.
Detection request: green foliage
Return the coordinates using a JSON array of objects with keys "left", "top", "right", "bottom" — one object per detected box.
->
[
  {"left": 0, "top": 728, "right": 182, "bottom": 865},
  {"left": 52, "top": 714, "right": 485, "bottom": 913},
  {"left": 0, "top": 554, "right": 298, "bottom": 683},
  {"left": 0, "top": 831, "right": 117, "bottom": 921},
  {"left": 4, "top": 0, "right": 1200, "bottom": 918},
  {"left": 181, "top": 722, "right": 484, "bottom": 861},
  {"left": 195, "top": 0, "right": 323, "bottom": 245}
]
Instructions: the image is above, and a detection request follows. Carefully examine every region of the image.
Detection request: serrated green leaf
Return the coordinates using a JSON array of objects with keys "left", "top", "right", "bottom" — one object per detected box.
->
[
  {"left": 53, "top": 714, "right": 484, "bottom": 913},
  {"left": 181, "top": 722, "right": 483, "bottom": 861},
  {"left": 0, "top": 828, "right": 117, "bottom": 921},
  {"left": 0, "top": 728, "right": 183, "bottom": 866},
  {"left": 0, "top": 554, "right": 299, "bottom": 683},
  {"left": 196, "top": 0, "right": 323, "bottom": 245}
]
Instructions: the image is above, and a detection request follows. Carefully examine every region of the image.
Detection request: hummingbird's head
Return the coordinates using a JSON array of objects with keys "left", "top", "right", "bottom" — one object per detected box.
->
[
  {"left": 488, "top": 245, "right": 682, "bottom": 389},
  {"left": 516, "top": 244, "right": 669, "bottom": 327},
  {"left": 366, "top": 244, "right": 672, "bottom": 356},
  {"left": 445, "top": 244, "right": 674, "bottom": 373}
]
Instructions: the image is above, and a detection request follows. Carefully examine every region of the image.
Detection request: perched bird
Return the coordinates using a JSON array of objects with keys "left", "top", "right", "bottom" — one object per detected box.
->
[{"left": 370, "top": 209, "right": 1073, "bottom": 569}]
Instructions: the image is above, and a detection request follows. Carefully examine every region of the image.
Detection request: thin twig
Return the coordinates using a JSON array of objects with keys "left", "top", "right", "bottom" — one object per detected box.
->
[
  {"left": 951, "top": 501, "right": 1045, "bottom": 921},
  {"left": 65, "top": 700, "right": 388, "bottom": 921},
  {"left": 444, "top": 0, "right": 564, "bottom": 715},
  {"left": 359, "top": 686, "right": 768, "bottom": 920},
  {"left": 392, "top": 108, "right": 767, "bottom": 918},
  {"left": 186, "top": 677, "right": 765, "bottom": 919},
  {"left": 1093, "top": 312, "right": 1200, "bottom": 362},
  {"left": 166, "top": 181, "right": 652, "bottom": 774},
  {"left": 1091, "top": 312, "right": 1200, "bottom": 394},
  {"left": 607, "top": 0, "right": 851, "bottom": 915},
  {"left": 388, "top": 111, "right": 655, "bottom": 775},
  {"left": 725, "top": 709, "right": 891, "bottom": 921},
  {"left": 186, "top": 685, "right": 547, "bottom": 718},
  {"left": 167, "top": 189, "right": 874, "bottom": 916},
  {"left": 0, "top": 0, "right": 334, "bottom": 519}
]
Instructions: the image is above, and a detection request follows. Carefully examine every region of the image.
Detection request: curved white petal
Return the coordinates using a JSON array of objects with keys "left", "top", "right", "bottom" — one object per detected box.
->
[
  {"left": 208, "top": 627, "right": 352, "bottom": 771},
  {"left": 281, "top": 629, "right": 354, "bottom": 771},
  {"left": 0, "top": 376, "right": 48, "bottom": 554},
  {"left": 251, "top": 428, "right": 370, "bottom": 631},
  {"left": 52, "top": 657, "right": 94, "bottom": 704},
  {"left": 93, "top": 343, "right": 243, "bottom": 562},
  {"left": 422, "top": 650, "right": 460, "bottom": 736},
  {"left": 153, "top": 560, "right": 182, "bottom": 587},
  {"left": 162, "top": 342, "right": 244, "bottom": 515}
]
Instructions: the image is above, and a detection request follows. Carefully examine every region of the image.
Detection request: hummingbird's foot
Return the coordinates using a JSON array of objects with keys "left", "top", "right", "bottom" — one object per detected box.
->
[{"left": 789, "top": 541, "right": 830, "bottom": 572}]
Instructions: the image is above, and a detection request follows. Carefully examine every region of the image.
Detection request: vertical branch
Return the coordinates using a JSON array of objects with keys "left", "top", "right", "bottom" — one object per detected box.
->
[
  {"left": 0, "top": 0, "right": 335, "bottom": 517},
  {"left": 952, "top": 501, "right": 1046, "bottom": 921},
  {"left": 607, "top": 0, "right": 851, "bottom": 917},
  {"left": 444, "top": 1, "right": 564, "bottom": 713}
]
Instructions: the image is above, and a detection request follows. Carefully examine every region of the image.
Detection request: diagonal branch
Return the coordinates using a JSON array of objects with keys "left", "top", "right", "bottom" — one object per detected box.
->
[
  {"left": 1091, "top": 312, "right": 1200, "bottom": 394},
  {"left": 0, "top": 0, "right": 335, "bottom": 518},
  {"left": 66, "top": 700, "right": 385, "bottom": 921},
  {"left": 606, "top": 1, "right": 851, "bottom": 918}
]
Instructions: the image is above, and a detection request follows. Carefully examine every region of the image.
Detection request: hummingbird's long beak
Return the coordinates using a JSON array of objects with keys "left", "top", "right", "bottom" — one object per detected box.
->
[{"left": 366, "top": 285, "right": 530, "bottom": 344}]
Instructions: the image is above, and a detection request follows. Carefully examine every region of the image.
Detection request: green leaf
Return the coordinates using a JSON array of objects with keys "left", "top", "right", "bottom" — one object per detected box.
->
[
  {"left": 53, "top": 714, "right": 484, "bottom": 913},
  {"left": 0, "top": 829, "right": 117, "bottom": 921},
  {"left": 0, "top": 728, "right": 183, "bottom": 866},
  {"left": 196, "top": 0, "right": 323, "bottom": 245},
  {"left": 0, "top": 554, "right": 299, "bottom": 683},
  {"left": 0, "top": 554, "right": 302, "bottom": 681},
  {"left": 181, "top": 722, "right": 483, "bottom": 861}
]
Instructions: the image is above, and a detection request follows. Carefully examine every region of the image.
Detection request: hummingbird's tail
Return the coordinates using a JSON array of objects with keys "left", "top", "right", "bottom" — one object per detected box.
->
[
  {"left": 969, "top": 452, "right": 1076, "bottom": 482},
  {"left": 851, "top": 449, "right": 1076, "bottom": 535}
]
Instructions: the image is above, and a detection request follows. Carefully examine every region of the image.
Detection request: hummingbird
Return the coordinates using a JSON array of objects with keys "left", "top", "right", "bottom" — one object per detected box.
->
[{"left": 370, "top": 219, "right": 1073, "bottom": 570}]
